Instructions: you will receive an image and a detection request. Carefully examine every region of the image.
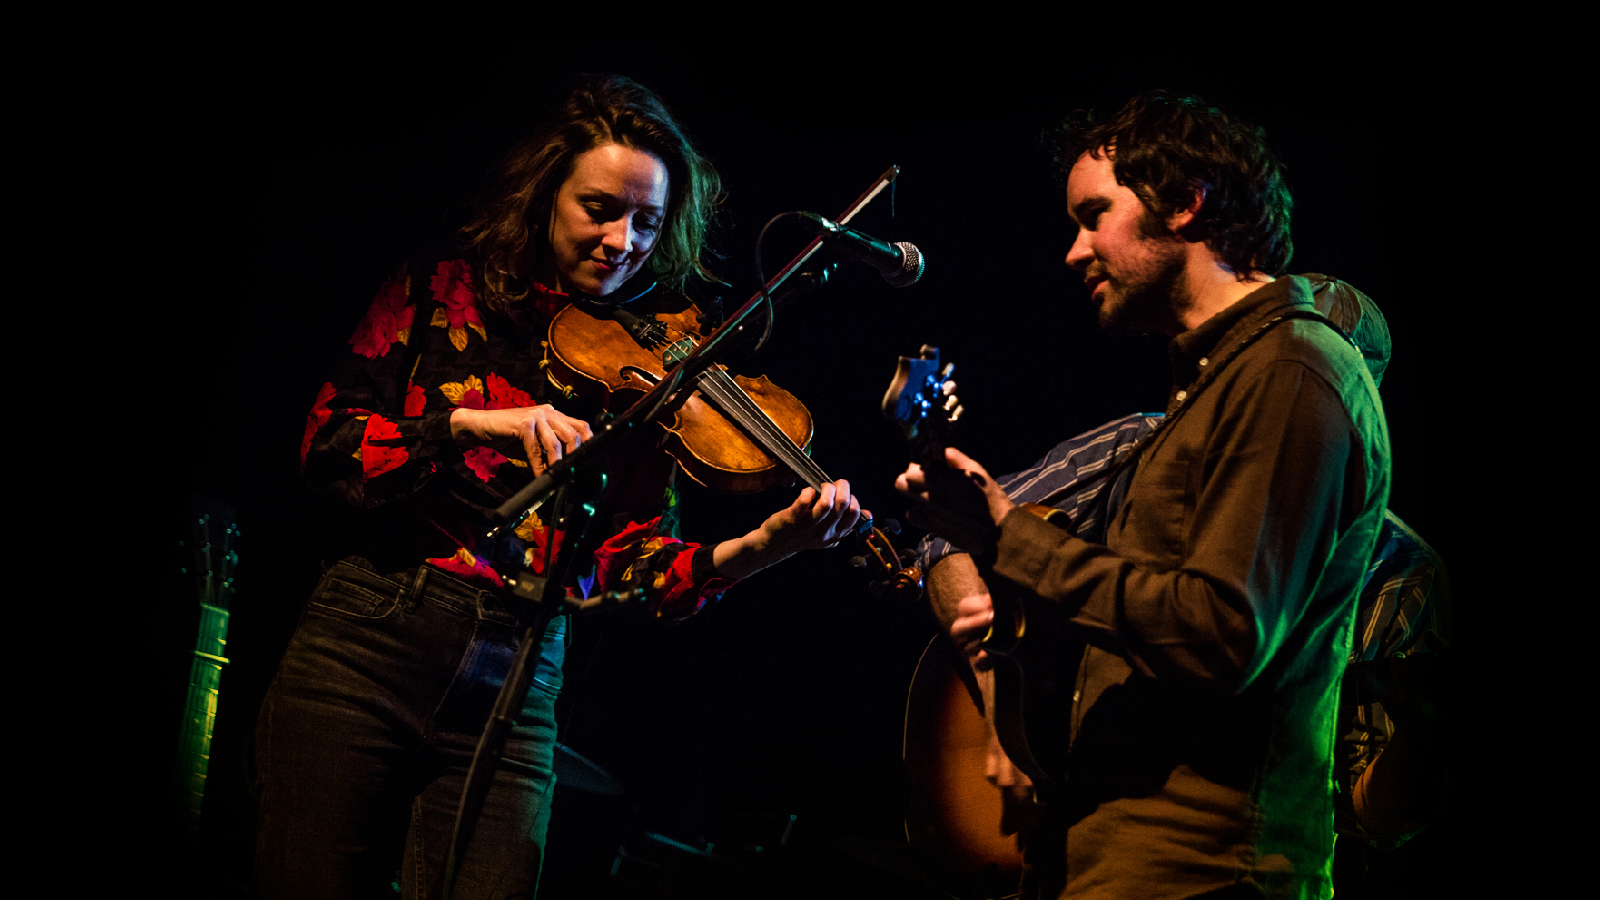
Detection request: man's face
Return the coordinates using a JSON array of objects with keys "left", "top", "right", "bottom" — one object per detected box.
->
[{"left": 1064, "top": 150, "right": 1186, "bottom": 334}]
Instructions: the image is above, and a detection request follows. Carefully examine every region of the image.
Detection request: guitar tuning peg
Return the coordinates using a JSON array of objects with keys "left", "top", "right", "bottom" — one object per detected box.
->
[
  {"left": 939, "top": 362, "right": 955, "bottom": 380},
  {"left": 848, "top": 556, "right": 868, "bottom": 570},
  {"left": 942, "top": 395, "right": 959, "bottom": 411},
  {"left": 880, "top": 518, "right": 902, "bottom": 535},
  {"left": 940, "top": 379, "right": 957, "bottom": 396},
  {"left": 949, "top": 405, "right": 964, "bottom": 423}
]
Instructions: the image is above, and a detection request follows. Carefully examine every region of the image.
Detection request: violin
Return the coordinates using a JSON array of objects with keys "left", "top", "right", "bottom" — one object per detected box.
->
[
  {"left": 543, "top": 291, "right": 812, "bottom": 495},
  {"left": 544, "top": 291, "right": 918, "bottom": 597},
  {"left": 541, "top": 166, "right": 922, "bottom": 598}
]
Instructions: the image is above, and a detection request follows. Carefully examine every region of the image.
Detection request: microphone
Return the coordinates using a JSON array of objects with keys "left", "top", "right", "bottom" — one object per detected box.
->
[{"left": 798, "top": 212, "right": 924, "bottom": 287}]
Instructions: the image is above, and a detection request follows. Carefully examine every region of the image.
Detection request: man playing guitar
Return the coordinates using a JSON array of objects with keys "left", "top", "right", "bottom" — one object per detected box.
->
[{"left": 896, "top": 91, "right": 1390, "bottom": 900}]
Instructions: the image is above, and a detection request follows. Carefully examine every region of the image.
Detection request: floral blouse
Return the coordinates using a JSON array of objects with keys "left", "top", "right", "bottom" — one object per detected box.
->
[{"left": 301, "top": 253, "right": 734, "bottom": 618}]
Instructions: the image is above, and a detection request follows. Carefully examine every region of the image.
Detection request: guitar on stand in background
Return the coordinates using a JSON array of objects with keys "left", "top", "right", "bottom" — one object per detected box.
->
[{"left": 174, "top": 496, "right": 238, "bottom": 848}]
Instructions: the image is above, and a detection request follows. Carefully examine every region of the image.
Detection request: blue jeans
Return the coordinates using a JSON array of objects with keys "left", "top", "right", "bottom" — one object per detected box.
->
[{"left": 255, "top": 558, "right": 565, "bottom": 900}]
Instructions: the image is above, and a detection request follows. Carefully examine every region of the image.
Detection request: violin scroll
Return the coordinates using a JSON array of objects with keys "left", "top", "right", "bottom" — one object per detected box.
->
[{"left": 849, "top": 517, "right": 925, "bottom": 600}]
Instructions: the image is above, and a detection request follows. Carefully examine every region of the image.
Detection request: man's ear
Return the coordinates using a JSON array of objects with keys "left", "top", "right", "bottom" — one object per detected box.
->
[{"left": 1168, "top": 183, "right": 1207, "bottom": 237}]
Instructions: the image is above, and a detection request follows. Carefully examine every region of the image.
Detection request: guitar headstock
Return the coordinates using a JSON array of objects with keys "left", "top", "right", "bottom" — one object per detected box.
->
[
  {"left": 881, "top": 344, "right": 962, "bottom": 466},
  {"left": 181, "top": 497, "right": 239, "bottom": 611}
]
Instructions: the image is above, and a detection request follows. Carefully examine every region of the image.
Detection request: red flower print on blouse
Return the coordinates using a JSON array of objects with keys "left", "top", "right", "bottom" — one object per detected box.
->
[
  {"left": 487, "top": 373, "right": 534, "bottom": 410},
  {"left": 404, "top": 383, "right": 427, "bottom": 416},
  {"left": 463, "top": 445, "right": 507, "bottom": 483},
  {"left": 349, "top": 272, "right": 415, "bottom": 359},
  {"left": 359, "top": 414, "right": 409, "bottom": 480},
  {"left": 514, "top": 508, "right": 566, "bottom": 577},
  {"left": 426, "top": 547, "right": 505, "bottom": 590},
  {"left": 593, "top": 518, "right": 728, "bottom": 618},
  {"left": 429, "top": 259, "right": 487, "bottom": 351},
  {"left": 301, "top": 382, "right": 338, "bottom": 465},
  {"left": 529, "top": 282, "right": 571, "bottom": 320},
  {"left": 438, "top": 375, "right": 488, "bottom": 410}
]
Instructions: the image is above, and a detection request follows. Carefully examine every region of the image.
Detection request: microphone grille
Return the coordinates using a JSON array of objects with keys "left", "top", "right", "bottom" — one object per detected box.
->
[{"left": 888, "top": 242, "right": 924, "bottom": 288}]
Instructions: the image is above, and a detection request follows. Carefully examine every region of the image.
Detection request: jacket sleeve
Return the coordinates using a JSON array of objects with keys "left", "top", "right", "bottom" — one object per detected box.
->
[
  {"left": 917, "top": 413, "right": 1158, "bottom": 575},
  {"left": 987, "top": 357, "right": 1376, "bottom": 694}
]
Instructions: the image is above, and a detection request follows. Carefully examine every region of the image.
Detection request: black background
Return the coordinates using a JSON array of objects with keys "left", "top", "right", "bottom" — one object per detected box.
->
[{"left": 136, "top": 43, "right": 1473, "bottom": 898}]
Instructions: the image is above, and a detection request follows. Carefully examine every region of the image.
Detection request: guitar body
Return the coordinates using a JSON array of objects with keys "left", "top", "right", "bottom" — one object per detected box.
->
[
  {"left": 903, "top": 637, "right": 1024, "bottom": 898},
  {"left": 979, "top": 586, "right": 1081, "bottom": 794}
]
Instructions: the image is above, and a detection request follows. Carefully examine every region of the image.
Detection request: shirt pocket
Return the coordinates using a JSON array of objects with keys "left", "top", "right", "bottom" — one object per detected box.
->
[{"left": 1119, "top": 452, "right": 1193, "bottom": 563}]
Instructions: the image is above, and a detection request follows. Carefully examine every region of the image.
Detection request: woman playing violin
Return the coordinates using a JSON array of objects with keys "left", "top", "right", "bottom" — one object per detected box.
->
[{"left": 256, "top": 75, "right": 862, "bottom": 900}]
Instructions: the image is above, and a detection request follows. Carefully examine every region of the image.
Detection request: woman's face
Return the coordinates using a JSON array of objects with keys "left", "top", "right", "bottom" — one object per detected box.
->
[{"left": 540, "top": 142, "right": 670, "bottom": 297}]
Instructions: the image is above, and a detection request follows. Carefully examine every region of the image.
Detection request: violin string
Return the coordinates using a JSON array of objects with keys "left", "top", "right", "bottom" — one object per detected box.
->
[
  {"left": 692, "top": 368, "right": 883, "bottom": 542},
  {"left": 658, "top": 326, "right": 820, "bottom": 485},
  {"left": 694, "top": 367, "right": 829, "bottom": 489},
  {"left": 695, "top": 369, "right": 824, "bottom": 485}
]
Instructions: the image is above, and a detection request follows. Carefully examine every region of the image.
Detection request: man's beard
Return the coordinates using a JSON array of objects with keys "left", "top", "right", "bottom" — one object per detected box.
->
[{"left": 1095, "top": 240, "right": 1186, "bottom": 334}]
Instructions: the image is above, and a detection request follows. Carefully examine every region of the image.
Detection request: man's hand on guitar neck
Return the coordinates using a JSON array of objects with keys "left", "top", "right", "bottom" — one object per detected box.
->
[{"left": 895, "top": 446, "right": 1016, "bottom": 554}]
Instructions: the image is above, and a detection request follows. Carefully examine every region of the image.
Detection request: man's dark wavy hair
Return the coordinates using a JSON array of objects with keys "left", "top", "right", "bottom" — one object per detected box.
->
[
  {"left": 464, "top": 75, "right": 722, "bottom": 311},
  {"left": 1048, "top": 90, "right": 1293, "bottom": 277}
]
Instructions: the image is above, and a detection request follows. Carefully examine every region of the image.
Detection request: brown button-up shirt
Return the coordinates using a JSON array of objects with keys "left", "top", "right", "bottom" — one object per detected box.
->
[{"left": 990, "top": 276, "right": 1391, "bottom": 899}]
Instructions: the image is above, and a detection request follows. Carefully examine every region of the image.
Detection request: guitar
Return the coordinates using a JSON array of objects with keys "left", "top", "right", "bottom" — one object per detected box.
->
[{"left": 886, "top": 347, "right": 1079, "bottom": 891}]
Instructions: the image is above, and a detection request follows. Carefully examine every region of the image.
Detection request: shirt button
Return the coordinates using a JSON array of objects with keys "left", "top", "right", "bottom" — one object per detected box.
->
[{"left": 1175, "top": 390, "right": 1188, "bottom": 402}]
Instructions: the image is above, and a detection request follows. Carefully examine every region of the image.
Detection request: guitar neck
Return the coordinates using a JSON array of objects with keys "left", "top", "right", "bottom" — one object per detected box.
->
[
  {"left": 176, "top": 504, "right": 236, "bottom": 840},
  {"left": 175, "top": 602, "right": 230, "bottom": 833}
]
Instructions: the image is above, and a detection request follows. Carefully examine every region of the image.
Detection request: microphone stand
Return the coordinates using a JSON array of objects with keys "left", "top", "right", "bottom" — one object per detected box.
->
[{"left": 443, "top": 165, "right": 902, "bottom": 899}]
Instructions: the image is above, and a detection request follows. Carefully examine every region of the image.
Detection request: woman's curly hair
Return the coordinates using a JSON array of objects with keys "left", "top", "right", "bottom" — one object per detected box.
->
[{"left": 464, "top": 75, "right": 721, "bottom": 311}]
